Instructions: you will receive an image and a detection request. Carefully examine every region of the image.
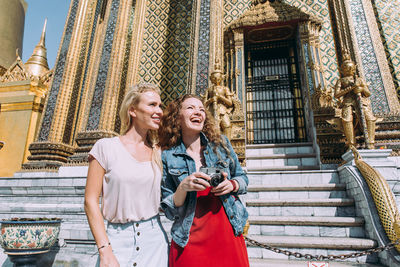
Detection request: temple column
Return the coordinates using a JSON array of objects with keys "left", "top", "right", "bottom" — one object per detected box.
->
[
  {"left": 298, "top": 21, "right": 325, "bottom": 95},
  {"left": 71, "top": 0, "right": 137, "bottom": 163},
  {"left": 22, "top": 0, "right": 98, "bottom": 170}
]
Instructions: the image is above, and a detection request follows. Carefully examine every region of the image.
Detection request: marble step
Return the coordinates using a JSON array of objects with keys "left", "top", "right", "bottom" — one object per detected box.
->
[
  {"left": 248, "top": 216, "right": 364, "bottom": 226},
  {"left": 247, "top": 165, "right": 320, "bottom": 172},
  {"left": 246, "top": 143, "right": 314, "bottom": 157},
  {"left": 0, "top": 194, "right": 84, "bottom": 203},
  {"left": 246, "top": 170, "right": 339, "bottom": 185},
  {"left": 246, "top": 198, "right": 355, "bottom": 207},
  {"left": 248, "top": 216, "right": 365, "bottom": 238},
  {"left": 0, "top": 202, "right": 85, "bottom": 213},
  {"left": 248, "top": 184, "right": 346, "bottom": 192},
  {"left": 246, "top": 235, "right": 378, "bottom": 263},
  {"left": 246, "top": 184, "right": 348, "bottom": 200},
  {"left": 0, "top": 186, "right": 85, "bottom": 195},
  {"left": 0, "top": 177, "right": 86, "bottom": 187},
  {"left": 246, "top": 235, "right": 376, "bottom": 250},
  {"left": 249, "top": 258, "right": 383, "bottom": 267},
  {"left": 247, "top": 153, "right": 317, "bottom": 159}
]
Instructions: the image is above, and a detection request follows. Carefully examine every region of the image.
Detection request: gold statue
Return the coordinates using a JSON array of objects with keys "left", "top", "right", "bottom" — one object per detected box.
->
[
  {"left": 333, "top": 51, "right": 377, "bottom": 149},
  {"left": 204, "top": 63, "right": 234, "bottom": 139}
]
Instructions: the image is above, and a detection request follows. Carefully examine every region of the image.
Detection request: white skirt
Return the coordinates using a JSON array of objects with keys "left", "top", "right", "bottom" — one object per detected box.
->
[{"left": 96, "top": 215, "right": 169, "bottom": 267}]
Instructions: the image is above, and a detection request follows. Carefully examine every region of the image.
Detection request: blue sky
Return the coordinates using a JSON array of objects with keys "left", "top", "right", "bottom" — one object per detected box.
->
[{"left": 22, "top": 0, "right": 70, "bottom": 68}]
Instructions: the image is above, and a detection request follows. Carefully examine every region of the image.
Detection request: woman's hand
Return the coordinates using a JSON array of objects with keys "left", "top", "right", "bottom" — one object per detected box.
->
[
  {"left": 99, "top": 246, "right": 120, "bottom": 267},
  {"left": 179, "top": 172, "right": 211, "bottom": 192},
  {"left": 211, "top": 172, "right": 238, "bottom": 196}
]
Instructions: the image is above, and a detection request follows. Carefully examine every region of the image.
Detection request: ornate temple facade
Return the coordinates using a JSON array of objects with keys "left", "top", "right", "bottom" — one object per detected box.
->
[
  {"left": 9, "top": 0, "right": 397, "bottom": 174},
  {"left": 1, "top": 0, "right": 400, "bottom": 266}
]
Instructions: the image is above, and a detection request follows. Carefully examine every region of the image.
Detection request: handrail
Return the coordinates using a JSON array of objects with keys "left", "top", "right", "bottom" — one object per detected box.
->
[{"left": 351, "top": 146, "right": 400, "bottom": 253}]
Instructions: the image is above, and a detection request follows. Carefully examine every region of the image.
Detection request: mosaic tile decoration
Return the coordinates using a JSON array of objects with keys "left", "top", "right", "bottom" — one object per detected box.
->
[
  {"left": 224, "top": 0, "right": 251, "bottom": 27},
  {"left": 139, "top": 0, "right": 193, "bottom": 104},
  {"left": 349, "top": 0, "right": 389, "bottom": 113},
  {"left": 195, "top": 0, "right": 211, "bottom": 96},
  {"left": 63, "top": 0, "right": 103, "bottom": 144},
  {"left": 38, "top": 0, "right": 80, "bottom": 141},
  {"left": 284, "top": 0, "right": 339, "bottom": 90},
  {"left": 372, "top": 0, "right": 400, "bottom": 103},
  {"left": 86, "top": 0, "right": 120, "bottom": 130}
]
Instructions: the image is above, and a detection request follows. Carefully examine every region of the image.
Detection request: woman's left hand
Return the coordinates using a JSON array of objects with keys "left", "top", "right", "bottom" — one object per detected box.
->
[{"left": 211, "top": 172, "right": 235, "bottom": 196}]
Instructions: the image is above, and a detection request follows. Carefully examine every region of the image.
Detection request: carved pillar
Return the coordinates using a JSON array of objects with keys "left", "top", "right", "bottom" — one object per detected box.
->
[
  {"left": 232, "top": 29, "right": 245, "bottom": 106},
  {"left": 23, "top": 0, "right": 138, "bottom": 170},
  {"left": 209, "top": 0, "right": 224, "bottom": 70},
  {"left": 71, "top": 0, "right": 137, "bottom": 163},
  {"left": 23, "top": 0, "right": 96, "bottom": 170},
  {"left": 298, "top": 21, "right": 325, "bottom": 95}
]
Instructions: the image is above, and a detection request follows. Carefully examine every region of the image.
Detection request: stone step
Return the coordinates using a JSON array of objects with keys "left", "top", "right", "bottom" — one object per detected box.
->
[
  {"left": 246, "top": 184, "right": 348, "bottom": 200},
  {"left": 246, "top": 191, "right": 347, "bottom": 200},
  {"left": 0, "top": 186, "right": 85, "bottom": 195},
  {"left": 0, "top": 202, "right": 84, "bottom": 213},
  {"left": 0, "top": 177, "right": 86, "bottom": 187},
  {"left": 246, "top": 235, "right": 378, "bottom": 263},
  {"left": 247, "top": 205, "right": 355, "bottom": 217},
  {"left": 247, "top": 170, "right": 339, "bottom": 185},
  {"left": 249, "top": 216, "right": 364, "bottom": 226},
  {"left": 246, "top": 143, "right": 314, "bottom": 157},
  {"left": 246, "top": 198, "right": 355, "bottom": 207},
  {"left": 247, "top": 153, "right": 317, "bottom": 160},
  {"left": 0, "top": 195, "right": 84, "bottom": 203},
  {"left": 248, "top": 216, "right": 365, "bottom": 238},
  {"left": 246, "top": 157, "right": 318, "bottom": 168},
  {"left": 247, "top": 165, "right": 321, "bottom": 171},
  {"left": 248, "top": 184, "right": 346, "bottom": 192},
  {"left": 249, "top": 258, "right": 383, "bottom": 267},
  {"left": 246, "top": 235, "right": 376, "bottom": 250}
]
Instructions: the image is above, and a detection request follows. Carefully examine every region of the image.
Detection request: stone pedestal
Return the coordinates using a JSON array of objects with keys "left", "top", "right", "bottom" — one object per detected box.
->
[{"left": 7, "top": 254, "right": 39, "bottom": 267}]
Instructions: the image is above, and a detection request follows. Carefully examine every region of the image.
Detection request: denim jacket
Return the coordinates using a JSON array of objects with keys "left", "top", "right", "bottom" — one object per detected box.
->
[{"left": 161, "top": 133, "right": 249, "bottom": 247}]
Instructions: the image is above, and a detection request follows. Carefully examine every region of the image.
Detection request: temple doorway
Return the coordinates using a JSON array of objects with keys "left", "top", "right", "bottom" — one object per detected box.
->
[{"left": 245, "top": 39, "right": 307, "bottom": 144}]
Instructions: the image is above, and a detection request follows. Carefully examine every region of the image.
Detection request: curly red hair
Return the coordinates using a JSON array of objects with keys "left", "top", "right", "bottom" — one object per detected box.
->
[{"left": 158, "top": 94, "right": 223, "bottom": 150}]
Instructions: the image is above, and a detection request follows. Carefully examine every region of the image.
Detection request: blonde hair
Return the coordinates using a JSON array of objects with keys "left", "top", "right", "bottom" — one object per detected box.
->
[{"left": 119, "top": 83, "right": 162, "bottom": 171}]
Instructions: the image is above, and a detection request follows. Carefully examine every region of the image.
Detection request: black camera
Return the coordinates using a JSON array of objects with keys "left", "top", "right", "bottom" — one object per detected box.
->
[{"left": 199, "top": 167, "right": 224, "bottom": 187}]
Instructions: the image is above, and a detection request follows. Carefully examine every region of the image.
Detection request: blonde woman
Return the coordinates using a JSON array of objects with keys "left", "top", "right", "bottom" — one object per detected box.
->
[{"left": 84, "top": 84, "right": 168, "bottom": 267}]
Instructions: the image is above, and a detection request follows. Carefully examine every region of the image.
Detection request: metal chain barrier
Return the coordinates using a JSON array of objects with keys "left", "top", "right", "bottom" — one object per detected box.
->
[{"left": 244, "top": 236, "right": 400, "bottom": 261}]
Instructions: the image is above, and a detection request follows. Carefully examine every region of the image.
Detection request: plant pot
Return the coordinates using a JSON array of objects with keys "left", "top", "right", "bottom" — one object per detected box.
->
[{"left": 0, "top": 218, "right": 61, "bottom": 256}]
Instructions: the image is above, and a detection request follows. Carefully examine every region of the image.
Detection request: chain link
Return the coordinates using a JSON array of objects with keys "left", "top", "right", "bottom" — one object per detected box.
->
[{"left": 244, "top": 236, "right": 400, "bottom": 261}]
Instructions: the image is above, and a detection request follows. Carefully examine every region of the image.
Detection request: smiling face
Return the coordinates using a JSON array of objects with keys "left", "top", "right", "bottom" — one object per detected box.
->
[
  {"left": 179, "top": 97, "right": 206, "bottom": 135},
  {"left": 129, "top": 90, "right": 162, "bottom": 131}
]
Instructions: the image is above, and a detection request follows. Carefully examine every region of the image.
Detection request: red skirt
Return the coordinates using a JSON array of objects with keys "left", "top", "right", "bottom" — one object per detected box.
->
[{"left": 169, "top": 187, "right": 249, "bottom": 267}]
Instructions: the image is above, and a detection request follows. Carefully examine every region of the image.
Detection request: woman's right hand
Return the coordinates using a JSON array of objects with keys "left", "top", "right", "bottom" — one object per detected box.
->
[
  {"left": 99, "top": 246, "right": 120, "bottom": 267},
  {"left": 178, "top": 172, "right": 210, "bottom": 192}
]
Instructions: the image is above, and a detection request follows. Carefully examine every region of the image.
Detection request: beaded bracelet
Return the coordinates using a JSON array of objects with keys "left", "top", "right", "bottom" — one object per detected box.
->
[
  {"left": 229, "top": 180, "right": 237, "bottom": 192},
  {"left": 98, "top": 242, "right": 111, "bottom": 251}
]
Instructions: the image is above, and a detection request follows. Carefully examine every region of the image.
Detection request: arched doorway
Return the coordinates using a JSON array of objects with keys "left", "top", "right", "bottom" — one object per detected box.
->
[{"left": 225, "top": 1, "right": 325, "bottom": 146}]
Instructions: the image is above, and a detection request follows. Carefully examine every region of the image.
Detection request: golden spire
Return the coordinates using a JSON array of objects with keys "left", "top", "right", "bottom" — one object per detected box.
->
[{"left": 25, "top": 19, "right": 50, "bottom": 77}]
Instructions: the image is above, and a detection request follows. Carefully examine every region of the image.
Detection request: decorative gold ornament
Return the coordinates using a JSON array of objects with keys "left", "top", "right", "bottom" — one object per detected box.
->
[
  {"left": 350, "top": 146, "right": 400, "bottom": 252},
  {"left": 204, "top": 61, "right": 235, "bottom": 139},
  {"left": 328, "top": 51, "right": 379, "bottom": 149}
]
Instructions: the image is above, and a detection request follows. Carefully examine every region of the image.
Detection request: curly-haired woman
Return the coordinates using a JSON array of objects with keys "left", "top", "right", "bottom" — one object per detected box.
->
[
  {"left": 85, "top": 84, "right": 168, "bottom": 267},
  {"left": 159, "top": 94, "right": 249, "bottom": 267}
]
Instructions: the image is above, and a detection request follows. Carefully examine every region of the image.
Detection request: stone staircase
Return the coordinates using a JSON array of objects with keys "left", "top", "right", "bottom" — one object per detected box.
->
[
  {"left": 244, "top": 143, "right": 382, "bottom": 266},
  {"left": 0, "top": 171, "right": 175, "bottom": 266}
]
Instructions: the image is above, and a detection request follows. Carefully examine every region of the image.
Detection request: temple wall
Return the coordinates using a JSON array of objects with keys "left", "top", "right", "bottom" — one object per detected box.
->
[
  {"left": 372, "top": 0, "right": 400, "bottom": 104},
  {"left": 138, "top": 0, "right": 193, "bottom": 103}
]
